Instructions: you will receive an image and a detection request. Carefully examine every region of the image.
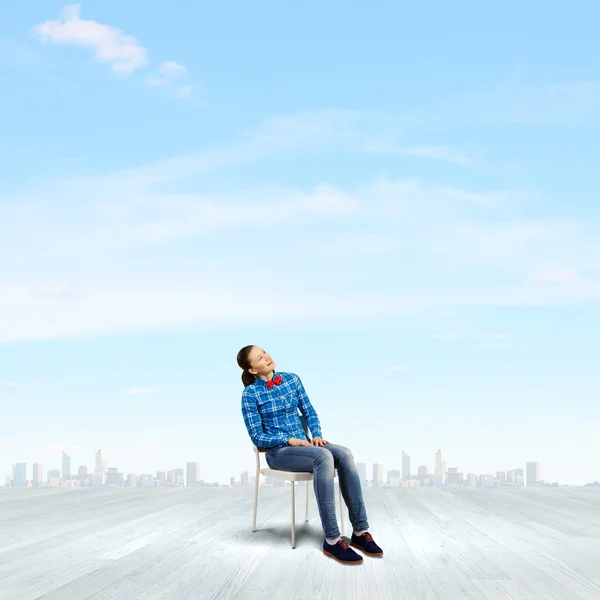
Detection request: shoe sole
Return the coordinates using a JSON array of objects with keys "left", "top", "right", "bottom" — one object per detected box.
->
[
  {"left": 350, "top": 542, "right": 383, "bottom": 557},
  {"left": 323, "top": 550, "right": 363, "bottom": 564}
]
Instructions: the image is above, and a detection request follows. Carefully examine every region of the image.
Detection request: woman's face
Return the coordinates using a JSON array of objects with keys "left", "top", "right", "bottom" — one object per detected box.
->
[{"left": 247, "top": 346, "right": 276, "bottom": 377}]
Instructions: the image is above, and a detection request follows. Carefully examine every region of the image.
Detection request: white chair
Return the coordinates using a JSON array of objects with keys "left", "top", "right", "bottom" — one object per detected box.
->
[{"left": 252, "top": 415, "right": 345, "bottom": 548}]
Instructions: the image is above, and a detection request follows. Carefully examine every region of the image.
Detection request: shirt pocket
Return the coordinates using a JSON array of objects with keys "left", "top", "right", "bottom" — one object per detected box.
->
[{"left": 278, "top": 390, "right": 298, "bottom": 412}]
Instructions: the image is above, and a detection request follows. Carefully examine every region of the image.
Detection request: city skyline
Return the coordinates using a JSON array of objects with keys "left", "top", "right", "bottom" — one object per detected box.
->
[{"left": 4, "top": 445, "right": 577, "bottom": 489}]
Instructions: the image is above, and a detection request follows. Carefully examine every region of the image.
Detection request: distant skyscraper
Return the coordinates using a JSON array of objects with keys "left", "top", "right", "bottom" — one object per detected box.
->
[
  {"left": 230, "top": 477, "right": 235, "bottom": 487},
  {"left": 401, "top": 451, "right": 411, "bottom": 481},
  {"left": 62, "top": 451, "right": 71, "bottom": 481},
  {"left": 139, "top": 474, "right": 154, "bottom": 488},
  {"left": 173, "top": 468, "right": 184, "bottom": 485},
  {"left": 496, "top": 471, "right": 506, "bottom": 486},
  {"left": 479, "top": 474, "right": 495, "bottom": 488},
  {"left": 95, "top": 449, "right": 106, "bottom": 485},
  {"left": 78, "top": 465, "right": 88, "bottom": 485},
  {"left": 186, "top": 462, "right": 201, "bottom": 486},
  {"left": 387, "top": 470, "right": 401, "bottom": 487},
  {"left": 435, "top": 449, "right": 447, "bottom": 485},
  {"left": 526, "top": 462, "right": 540, "bottom": 487},
  {"left": 13, "top": 463, "right": 26, "bottom": 487},
  {"left": 417, "top": 465, "right": 427, "bottom": 481},
  {"left": 106, "top": 468, "right": 124, "bottom": 486},
  {"left": 356, "top": 463, "right": 367, "bottom": 486},
  {"left": 372, "top": 463, "right": 383, "bottom": 486},
  {"left": 33, "top": 463, "right": 44, "bottom": 487},
  {"left": 127, "top": 473, "right": 139, "bottom": 487},
  {"left": 466, "top": 473, "right": 478, "bottom": 487},
  {"left": 47, "top": 469, "right": 60, "bottom": 481},
  {"left": 167, "top": 469, "right": 180, "bottom": 484},
  {"left": 446, "top": 467, "right": 464, "bottom": 486},
  {"left": 241, "top": 471, "right": 249, "bottom": 487},
  {"left": 156, "top": 471, "right": 167, "bottom": 485}
]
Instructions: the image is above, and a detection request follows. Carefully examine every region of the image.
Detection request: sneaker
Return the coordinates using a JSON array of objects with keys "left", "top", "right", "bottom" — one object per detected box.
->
[
  {"left": 350, "top": 532, "right": 383, "bottom": 556},
  {"left": 322, "top": 538, "right": 363, "bottom": 564}
]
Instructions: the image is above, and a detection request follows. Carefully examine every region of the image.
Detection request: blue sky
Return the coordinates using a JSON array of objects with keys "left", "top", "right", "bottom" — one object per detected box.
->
[{"left": 1, "top": 2, "right": 599, "bottom": 485}]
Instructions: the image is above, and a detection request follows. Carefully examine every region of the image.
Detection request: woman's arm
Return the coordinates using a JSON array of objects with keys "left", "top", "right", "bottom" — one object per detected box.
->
[
  {"left": 241, "top": 389, "right": 289, "bottom": 448},
  {"left": 294, "top": 374, "right": 322, "bottom": 438}
]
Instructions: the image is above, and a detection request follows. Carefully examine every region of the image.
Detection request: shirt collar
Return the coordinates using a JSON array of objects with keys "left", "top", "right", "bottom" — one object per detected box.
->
[{"left": 255, "top": 371, "right": 278, "bottom": 386}]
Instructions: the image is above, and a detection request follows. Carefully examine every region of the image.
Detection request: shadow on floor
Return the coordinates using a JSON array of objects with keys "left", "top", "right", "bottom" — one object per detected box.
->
[{"left": 246, "top": 522, "right": 325, "bottom": 548}]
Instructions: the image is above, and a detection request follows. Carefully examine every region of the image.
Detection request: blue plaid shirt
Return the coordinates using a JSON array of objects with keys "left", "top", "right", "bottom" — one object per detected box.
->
[{"left": 241, "top": 371, "right": 322, "bottom": 449}]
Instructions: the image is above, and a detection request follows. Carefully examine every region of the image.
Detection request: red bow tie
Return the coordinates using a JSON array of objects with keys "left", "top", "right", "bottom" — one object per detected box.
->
[{"left": 267, "top": 374, "right": 283, "bottom": 390}]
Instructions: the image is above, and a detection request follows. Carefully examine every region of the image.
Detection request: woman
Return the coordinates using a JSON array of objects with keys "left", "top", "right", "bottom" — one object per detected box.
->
[{"left": 238, "top": 345, "right": 383, "bottom": 565}]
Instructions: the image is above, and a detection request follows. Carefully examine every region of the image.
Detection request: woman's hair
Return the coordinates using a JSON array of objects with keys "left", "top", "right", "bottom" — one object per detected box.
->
[{"left": 237, "top": 345, "right": 257, "bottom": 388}]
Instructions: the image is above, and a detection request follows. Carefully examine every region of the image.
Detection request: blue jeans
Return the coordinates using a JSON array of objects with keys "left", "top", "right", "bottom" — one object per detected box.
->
[{"left": 266, "top": 443, "right": 369, "bottom": 539}]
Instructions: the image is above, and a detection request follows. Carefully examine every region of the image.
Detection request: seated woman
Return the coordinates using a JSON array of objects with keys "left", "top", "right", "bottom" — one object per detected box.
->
[{"left": 238, "top": 344, "right": 383, "bottom": 565}]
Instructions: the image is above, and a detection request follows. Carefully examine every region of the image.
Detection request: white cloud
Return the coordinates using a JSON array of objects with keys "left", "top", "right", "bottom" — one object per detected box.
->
[
  {"left": 425, "top": 81, "right": 600, "bottom": 126},
  {"left": 158, "top": 61, "right": 186, "bottom": 78},
  {"left": 391, "top": 365, "right": 408, "bottom": 371},
  {"left": 32, "top": 4, "right": 148, "bottom": 73},
  {"left": 364, "top": 141, "right": 474, "bottom": 166},
  {"left": 1, "top": 110, "right": 599, "bottom": 343},
  {"left": 145, "top": 61, "right": 191, "bottom": 98},
  {"left": 145, "top": 61, "right": 186, "bottom": 85},
  {"left": 127, "top": 388, "right": 159, "bottom": 396},
  {"left": 34, "top": 282, "right": 73, "bottom": 299},
  {"left": 533, "top": 268, "right": 583, "bottom": 285},
  {"left": 8, "top": 382, "right": 21, "bottom": 388}
]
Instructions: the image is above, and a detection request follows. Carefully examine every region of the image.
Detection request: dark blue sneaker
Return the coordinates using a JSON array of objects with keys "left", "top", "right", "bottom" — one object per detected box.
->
[
  {"left": 350, "top": 532, "right": 383, "bottom": 556},
  {"left": 323, "top": 538, "right": 363, "bottom": 564}
]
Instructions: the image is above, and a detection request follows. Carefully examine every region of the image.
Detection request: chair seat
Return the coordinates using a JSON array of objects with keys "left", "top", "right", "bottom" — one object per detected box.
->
[{"left": 259, "top": 467, "right": 339, "bottom": 481}]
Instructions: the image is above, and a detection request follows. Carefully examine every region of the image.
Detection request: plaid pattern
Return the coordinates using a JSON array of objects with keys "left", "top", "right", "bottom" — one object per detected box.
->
[{"left": 241, "top": 371, "right": 322, "bottom": 449}]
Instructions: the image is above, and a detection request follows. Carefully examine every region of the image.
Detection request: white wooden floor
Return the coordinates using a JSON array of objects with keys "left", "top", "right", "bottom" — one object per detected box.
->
[{"left": 1, "top": 486, "right": 599, "bottom": 600}]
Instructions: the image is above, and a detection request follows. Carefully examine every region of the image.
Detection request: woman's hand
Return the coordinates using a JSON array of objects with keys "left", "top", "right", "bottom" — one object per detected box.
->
[
  {"left": 288, "top": 438, "right": 311, "bottom": 447},
  {"left": 311, "top": 436, "right": 329, "bottom": 446}
]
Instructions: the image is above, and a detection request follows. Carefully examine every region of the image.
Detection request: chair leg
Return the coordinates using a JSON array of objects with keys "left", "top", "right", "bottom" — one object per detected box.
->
[
  {"left": 338, "top": 481, "right": 345, "bottom": 537},
  {"left": 291, "top": 481, "right": 296, "bottom": 549},
  {"left": 305, "top": 480, "right": 310, "bottom": 522},
  {"left": 252, "top": 473, "right": 259, "bottom": 532}
]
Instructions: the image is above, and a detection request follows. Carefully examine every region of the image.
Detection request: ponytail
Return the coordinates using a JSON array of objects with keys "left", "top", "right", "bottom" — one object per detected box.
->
[
  {"left": 237, "top": 345, "right": 258, "bottom": 388},
  {"left": 241, "top": 370, "right": 257, "bottom": 388}
]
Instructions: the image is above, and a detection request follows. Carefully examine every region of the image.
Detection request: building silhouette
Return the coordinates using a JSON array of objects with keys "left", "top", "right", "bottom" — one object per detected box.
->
[
  {"left": 401, "top": 451, "right": 411, "bottom": 481},
  {"left": 526, "top": 462, "right": 540, "bottom": 487},
  {"left": 186, "top": 462, "right": 201, "bottom": 486},
  {"left": 62, "top": 451, "right": 71, "bottom": 481},
  {"left": 372, "top": 463, "right": 383, "bottom": 487},
  {"left": 435, "top": 449, "right": 447, "bottom": 485},
  {"left": 95, "top": 449, "right": 106, "bottom": 485},
  {"left": 13, "top": 463, "right": 26, "bottom": 487},
  {"left": 241, "top": 471, "right": 249, "bottom": 487},
  {"left": 32, "top": 463, "right": 44, "bottom": 487},
  {"left": 496, "top": 470, "right": 506, "bottom": 486}
]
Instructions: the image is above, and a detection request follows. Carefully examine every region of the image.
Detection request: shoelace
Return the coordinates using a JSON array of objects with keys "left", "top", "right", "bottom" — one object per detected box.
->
[
  {"left": 338, "top": 540, "right": 350, "bottom": 550},
  {"left": 363, "top": 533, "right": 374, "bottom": 543}
]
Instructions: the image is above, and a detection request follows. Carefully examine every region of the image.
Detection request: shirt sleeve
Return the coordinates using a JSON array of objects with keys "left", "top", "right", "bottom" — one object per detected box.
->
[
  {"left": 294, "top": 374, "right": 322, "bottom": 438},
  {"left": 241, "top": 388, "right": 290, "bottom": 448}
]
